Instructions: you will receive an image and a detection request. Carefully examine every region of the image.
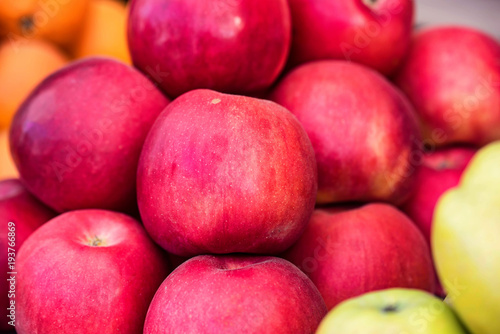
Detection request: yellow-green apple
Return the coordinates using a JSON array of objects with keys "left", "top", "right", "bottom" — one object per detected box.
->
[
  {"left": 284, "top": 203, "right": 435, "bottom": 310},
  {"left": 402, "top": 146, "right": 476, "bottom": 297},
  {"left": 9, "top": 57, "right": 169, "bottom": 213},
  {"left": 137, "top": 89, "right": 317, "bottom": 256},
  {"left": 0, "top": 179, "right": 55, "bottom": 331},
  {"left": 16, "top": 209, "right": 170, "bottom": 334},
  {"left": 395, "top": 26, "right": 500, "bottom": 147},
  {"left": 270, "top": 61, "right": 420, "bottom": 205},
  {"left": 128, "top": 0, "right": 291, "bottom": 98},
  {"left": 287, "top": 0, "right": 414, "bottom": 75},
  {"left": 432, "top": 141, "right": 500, "bottom": 334},
  {"left": 316, "top": 288, "right": 468, "bottom": 334},
  {"left": 144, "top": 255, "right": 327, "bottom": 334}
]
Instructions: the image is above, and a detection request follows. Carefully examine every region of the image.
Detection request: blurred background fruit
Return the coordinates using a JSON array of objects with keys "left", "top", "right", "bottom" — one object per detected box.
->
[
  {"left": 73, "top": 0, "right": 130, "bottom": 64},
  {"left": 0, "top": 0, "right": 89, "bottom": 50},
  {"left": 0, "top": 130, "right": 17, "bottom": 179},
  {"left": 0, "top": 39, "right": 68, "bottom": 129}
]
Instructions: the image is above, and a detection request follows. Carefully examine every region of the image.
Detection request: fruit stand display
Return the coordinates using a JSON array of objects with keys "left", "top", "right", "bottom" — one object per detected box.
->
[{"left": 0, "top": 0, "right": 499, "bottom": 333}]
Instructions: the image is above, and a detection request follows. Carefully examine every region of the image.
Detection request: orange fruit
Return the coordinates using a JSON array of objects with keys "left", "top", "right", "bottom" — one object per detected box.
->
[
  {"left": 0, "top": 130, "right": 18, "bottom": 180},
  {"left": 0, "top": 0, "right": 89, "bottom": 49},
  {"left": 0, "top": 39, "right": 68, "bottom": 129},
  {"left": 73, "top": 0, "right": 130, "bottom": 64}
]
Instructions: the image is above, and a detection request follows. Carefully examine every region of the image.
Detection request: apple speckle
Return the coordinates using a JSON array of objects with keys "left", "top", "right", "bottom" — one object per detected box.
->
[{"left": 211, "top": 98, "right": 222, "bottom": 104}]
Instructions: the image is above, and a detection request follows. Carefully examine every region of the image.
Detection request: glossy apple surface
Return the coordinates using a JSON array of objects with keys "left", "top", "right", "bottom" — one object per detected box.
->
[
  {"left": 395, "top": 26, "right": 500, "bottom": 146},
  {"left": 0, "top": 179, "right": 55, "bottom": 331},
  {"left": 128, "top": 0, "right": 291, "bottom": 97},
  {"left": 284, "top": 204, "right": 435, "bottom": 310},
  {"left": 10, "top": 57, "right": 169, "bottom": 213},
  {"left": 270, "top": 61, "right": 420, "bottom": 205},
  {"left": 16, "top": 209, "right": 170, "bottom": 334},
  {"left": 144, "top": 255, "right": 327, "bottom": 334},
  {"left": 138, "top": 89, "right": 317, "bottom": 256},
  {"left": 287, "top": 0, "right": 414, "bottom": 75}
]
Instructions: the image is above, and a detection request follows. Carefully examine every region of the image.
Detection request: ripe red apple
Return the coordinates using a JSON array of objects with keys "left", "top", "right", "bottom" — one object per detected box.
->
[
  {"left": 9, "top": 57, "right": 169, "bottom": 213},
  {"left": 128, "top": 0, "right": 291, "bottom": 98},
  {"left": 284, "top": 203, "right": 435, "bottom": 310},
  {"left": 402, "top": 147, "right": 476, "bottom": 243},
  {"left": 394, "top": 26, "right": 500, "bottom": 146},
  {"left": 270, "top": 61, "right": 420, "bottom": 205},
  {"left": 287, "top": 0, "right": 414, "bottom": 76},
  {"left": 16, "top": 209, "right": 170, "bottom": 334},
  {"left": 0, "top": 179, "right": 56, "bottom": 331},
  {"left": 144, "top": 255, "right": 327, "bottom": 334},
  {"left": 138, "top": 89, "right": 317, "bottom": 256}
]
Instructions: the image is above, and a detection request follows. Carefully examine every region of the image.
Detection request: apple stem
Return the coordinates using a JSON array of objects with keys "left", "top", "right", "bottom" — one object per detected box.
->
[{"left": 88, "top": 236, "right": 104, "bottom": 247}]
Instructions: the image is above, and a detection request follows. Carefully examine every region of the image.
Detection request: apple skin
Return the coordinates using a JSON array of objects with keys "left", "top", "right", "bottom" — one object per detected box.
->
[
  {"left": 128, "top": 0, "right": 291, "bottom": 98},
  {"left": 284, "top": 203, "right": 435, "bottom": 310},
  {"left": 432, "top": 141, "right": 500, "bottom": 334},
  {"left": 401, "top": 146, "right": 476, "bottom": 297},
  {"left": 402, "top": 147, "right": 476, "bottom": 243},
  {"left": 16, "top": 209, "right": 170, "bottom": 334},
  {"left": 394, "top": 26, "right": 500, "bottom": 147},
  {"left": 137, "top": 89, "right": 317, "bottom": 256},
  {"left": 286, "top": 0, "right": 414, "bottom": 76},
  {"left": 270, "top": 60, "right": 420, "bottom": 205},
  {"left": 144, "top": 255, "right": 327, "bottom": 334},
  {"left": 316, "top": 288, "right": 468, "bottom": 334},
  {"left": 9, "top": 57, "right": 169, "bottom": 213},
  {"left": 0, "top": 179, "right": 56, "bottom": 331}
]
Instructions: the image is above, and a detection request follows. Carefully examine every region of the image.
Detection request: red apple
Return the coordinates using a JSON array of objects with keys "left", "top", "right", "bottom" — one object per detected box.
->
[
  {"left": 128, "top": 0, "right": 291, "bottom": 98},
  {"left": 394, "top": 26, "right": 500, "bottom": 146},
  {"left": 284, "top": 203, "right": 435, "bottom": 310},
  {"left": 402, "top": 147, "right": 476, "bottom": 243},
  {"left": 137, "top": 89, "right": 317, "bottom": 256},
  {"left": 0, "top": 179, "right": 56, "bottom": 331},
  {"left": 9, "top": 57, "right": 169, "bottom": 213},
  {"left": 287, "top": 0, "right": 414, "bottom": 76},
  {"left": 144, "top": 255, "right": 327, "bottom": 333},
  {"left": 16, "top": 209, "right": 170, "bottom": 334},
  {"left": 270, "top": 60, "right": 420, "bottom": 205}
]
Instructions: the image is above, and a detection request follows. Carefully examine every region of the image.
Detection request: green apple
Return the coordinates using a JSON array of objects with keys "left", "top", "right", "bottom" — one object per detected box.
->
[
  {"left": 433, "top": 141, "right": 500, "bottom": 334},
  {"left": 315, "top": 288, "right": 468, "bottom": 334}
]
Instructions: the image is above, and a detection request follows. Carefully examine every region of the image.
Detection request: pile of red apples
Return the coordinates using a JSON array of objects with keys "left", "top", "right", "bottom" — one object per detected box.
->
[{"left": 2, "top": 0, "right": 499, "bottom": 333}]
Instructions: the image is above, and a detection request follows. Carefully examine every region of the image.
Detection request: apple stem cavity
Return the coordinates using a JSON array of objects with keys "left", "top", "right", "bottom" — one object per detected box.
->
[
  {"left": 381, "top": 304, "right": 398, "bottom": 313},
  {"left": 19, "top": 16, "right": 35, "bottom": 35},
  {"left": 87, "top": 235, "right": 105, "bottom": 247},
  {"left": 362, "top": 0, "right": 378, "bottom": 7}
]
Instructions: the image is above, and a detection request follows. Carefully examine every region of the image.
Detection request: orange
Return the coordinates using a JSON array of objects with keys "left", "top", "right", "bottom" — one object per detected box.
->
[
  {"left": 0, "top": 130, "right": 18, "bottom": 180},
  {"left": 73, "top": 0, "right": 131, "bottom": 64},
  {"left": 0, "top": 39, "right": 68, "bottom": 129},
  {"left": 0, "top": 0, "right": 89, "bottom": 49}
]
